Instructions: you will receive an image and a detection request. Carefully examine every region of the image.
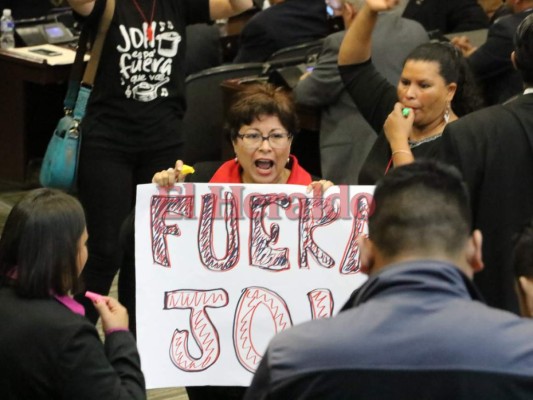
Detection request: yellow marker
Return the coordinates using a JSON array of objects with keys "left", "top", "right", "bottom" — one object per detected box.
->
[{"left": 181, "top": 164, "right": 195, "bottom": 175}]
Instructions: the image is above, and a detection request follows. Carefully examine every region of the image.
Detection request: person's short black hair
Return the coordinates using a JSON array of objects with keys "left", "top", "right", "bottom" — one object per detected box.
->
[
  {"left": 369, "top": 160, "right": 472, "bottom": 258},
  {"left": 225, "top": 82, "right": 299, "bottom": 142},
  {"left": 513, "top": 219, "right": 533, "bottom": 278},
  {"left": 514, "top": 14, "right": 533, "bottom": 85},
  {"left": 0, "top": 188, "right": 86, "bottom": 298}
]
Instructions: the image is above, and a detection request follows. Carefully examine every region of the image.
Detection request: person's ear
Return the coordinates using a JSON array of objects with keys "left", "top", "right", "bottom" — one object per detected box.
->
[
  {"left": 343, "top": 2, "right": 356, "bottom": 20},
  {"left": 358, "top": 236, "right": 375, "bottom": 274},
  {"left": 511, "top": 50, "right": 518, "bottom": 71},
  {"left": 447, "top": 82, "right": 458, "bottom": 102},
  {"left": 518, "top": 276, "right": 533, "bottom": 318},
  {"left": 466, "top": 229, "right": 484, "bottom": 273}
]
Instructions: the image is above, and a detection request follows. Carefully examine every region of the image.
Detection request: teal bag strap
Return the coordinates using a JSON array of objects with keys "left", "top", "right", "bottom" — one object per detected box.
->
[
  {"left": 62, "top": 0, "right": 115, "bottom": 113},
  {"left": 73, "top": 86, "right": 91, "bottom": 121},
  {"left": 69, "top": 0, "right": 115, "bottom": 129},
  {"left": 63, "top": 28, "right": 90, "bottom": 111}
]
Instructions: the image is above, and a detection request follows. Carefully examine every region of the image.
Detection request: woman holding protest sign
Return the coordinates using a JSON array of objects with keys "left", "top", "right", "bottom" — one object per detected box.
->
[{"left": 125, "top": 83, "right": 332, "bottom": 400}]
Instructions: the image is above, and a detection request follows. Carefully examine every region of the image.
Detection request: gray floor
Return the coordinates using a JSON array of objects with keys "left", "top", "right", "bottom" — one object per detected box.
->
[{"left": 0, "top": 179, "right": 188, "bottom": 400}]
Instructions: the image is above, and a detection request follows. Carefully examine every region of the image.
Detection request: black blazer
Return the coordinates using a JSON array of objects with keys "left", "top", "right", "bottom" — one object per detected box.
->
[
  {"left": 0, "top": 286, "right": 145, "bottom": 399},
  {"left": 439, "top": 94, "right": 533, "bottom": 314}
]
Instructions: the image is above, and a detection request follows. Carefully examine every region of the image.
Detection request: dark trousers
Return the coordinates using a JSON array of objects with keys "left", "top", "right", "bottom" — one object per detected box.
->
[
  {"left": 186, "top": 386, "right": 247, "bottom": 400},
  {"left": 119, "top": 211, "right": 137, "bottom": 333},
  {"left": 75, "top": 131, "right": 182, "bottom": 324}
]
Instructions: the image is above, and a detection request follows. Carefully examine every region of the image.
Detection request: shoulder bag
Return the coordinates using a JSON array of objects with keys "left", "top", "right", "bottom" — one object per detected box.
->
[{"left": 39, "top": 0, "right": 115, "bottom": 191}]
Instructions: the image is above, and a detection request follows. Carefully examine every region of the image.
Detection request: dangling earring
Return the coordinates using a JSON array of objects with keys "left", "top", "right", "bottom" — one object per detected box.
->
[
  {"left": 234, "top": 156, "right": 239, "bottom": 163},
  {"left": 444, "top": 105, "right": 450, "bottom": 124},
  {"left": 286, "top": 157, "right": 290, "bottom": 165}
]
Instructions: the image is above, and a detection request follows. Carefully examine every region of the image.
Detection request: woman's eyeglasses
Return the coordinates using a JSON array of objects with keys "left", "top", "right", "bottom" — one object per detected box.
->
[{"left": 236, "top": 131, "right": 291, "bottom": 149}]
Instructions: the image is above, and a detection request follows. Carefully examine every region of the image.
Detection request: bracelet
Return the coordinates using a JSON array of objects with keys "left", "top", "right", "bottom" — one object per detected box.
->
[{"left": 391, "top": 149, "right": 412, "bottom": 157}]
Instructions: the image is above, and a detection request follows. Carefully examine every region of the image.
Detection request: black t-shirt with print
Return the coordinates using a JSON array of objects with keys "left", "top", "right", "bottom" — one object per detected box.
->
[{"left": 84, "top": 0, "right": 210, "bottom": 144}]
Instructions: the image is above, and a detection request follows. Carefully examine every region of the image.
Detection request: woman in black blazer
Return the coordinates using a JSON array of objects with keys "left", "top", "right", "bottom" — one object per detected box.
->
[{"left": 0, "top": 188, "right": 146, "bottom": 400}]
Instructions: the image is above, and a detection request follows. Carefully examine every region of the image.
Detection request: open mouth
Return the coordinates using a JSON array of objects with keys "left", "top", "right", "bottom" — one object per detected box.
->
[{"left": 255, "top": 159, "right": 274, "bottom": 170}]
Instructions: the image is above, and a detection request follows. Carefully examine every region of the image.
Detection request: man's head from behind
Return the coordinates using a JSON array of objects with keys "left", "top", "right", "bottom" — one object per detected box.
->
[
  {"left": 360, "top": 160, "right": 483, "bottom": 277},
  {"left": 513, "top": 13, "right": 533, "bottom": 86}
]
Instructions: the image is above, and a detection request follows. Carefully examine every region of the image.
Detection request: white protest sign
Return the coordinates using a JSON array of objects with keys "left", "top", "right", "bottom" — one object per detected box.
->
[{"left": 135, "top": 183, "right": 373, "bottom": 389}]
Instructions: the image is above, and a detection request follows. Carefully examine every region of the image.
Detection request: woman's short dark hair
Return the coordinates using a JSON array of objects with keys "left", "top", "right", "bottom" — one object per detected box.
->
[
  {"left": 226, "top": 83, "right": 299, "bottom": 142},
  {"left": 0, "top": 188, "right": 86, "bottom": 298},
  {"left": 514, "top": 14, "right": 533, "bottom": 85},
  {"left": 404, "top": 42, "right": 484, "bottom": 117}
]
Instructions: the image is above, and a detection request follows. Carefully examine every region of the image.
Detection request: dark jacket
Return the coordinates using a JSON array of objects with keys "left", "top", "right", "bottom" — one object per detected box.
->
[
  {"left": 403, "top": 0, "right": 488, "bottom": 33},
  {"left": 467, "top": 9, "right": 533, "bottom": 104},
  {"left": 245, "top": 261, "right": 533, "bottom": 400},
  {"left": 234, "top": 0, "right": 328, "bottom": 63},
  {"left": 0, "top": 0, "right": 61, "bottom": 19},
  {"left": 439, "top": 93, "right": 533, "bottom": 314},
  {"left": 185, "top": 23, "right": 222, "bottom": 77},
  {"left": 0, "top": 286, "right": 145, "bottom": 400}
]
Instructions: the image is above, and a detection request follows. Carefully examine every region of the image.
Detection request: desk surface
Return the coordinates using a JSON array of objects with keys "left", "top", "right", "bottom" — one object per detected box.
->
[
  {"left": 0, "top": 52, "right": 70, "bottom": 181},
  {"left": 0, "top": 50, "right": 73, "bottom": 84}
]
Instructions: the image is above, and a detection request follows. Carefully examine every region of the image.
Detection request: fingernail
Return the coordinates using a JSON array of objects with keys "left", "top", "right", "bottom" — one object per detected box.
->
[{"left": 85, "top": 291, "right": 103, "bottom": 302}]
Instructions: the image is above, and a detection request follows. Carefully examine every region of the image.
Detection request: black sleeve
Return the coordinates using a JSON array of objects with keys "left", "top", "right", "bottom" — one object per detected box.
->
[
  {"left": 467, "top": 17, "right": 515, "bottom": 80},
  {"left": 234, "top": 20, "right": 275, "bottom": 63},
  {"left": 339, "top": 61, "right": 398, "bottom": 134},
  {"left": 60, "top": 323, "right": 146, "bottom": 400},
  {"left": 438, "top": 121, "right": 484, "bottom": 212}
]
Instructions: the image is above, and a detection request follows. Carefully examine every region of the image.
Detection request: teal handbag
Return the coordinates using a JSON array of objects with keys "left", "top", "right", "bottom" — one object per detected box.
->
[{"left": 39, "top": 85, "right": 90, "bottom": 191}]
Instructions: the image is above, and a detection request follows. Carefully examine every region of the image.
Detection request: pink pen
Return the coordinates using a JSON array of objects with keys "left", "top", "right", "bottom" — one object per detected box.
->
[{"left": 85, "top": 291, "right": 103, "bottom": 302}]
